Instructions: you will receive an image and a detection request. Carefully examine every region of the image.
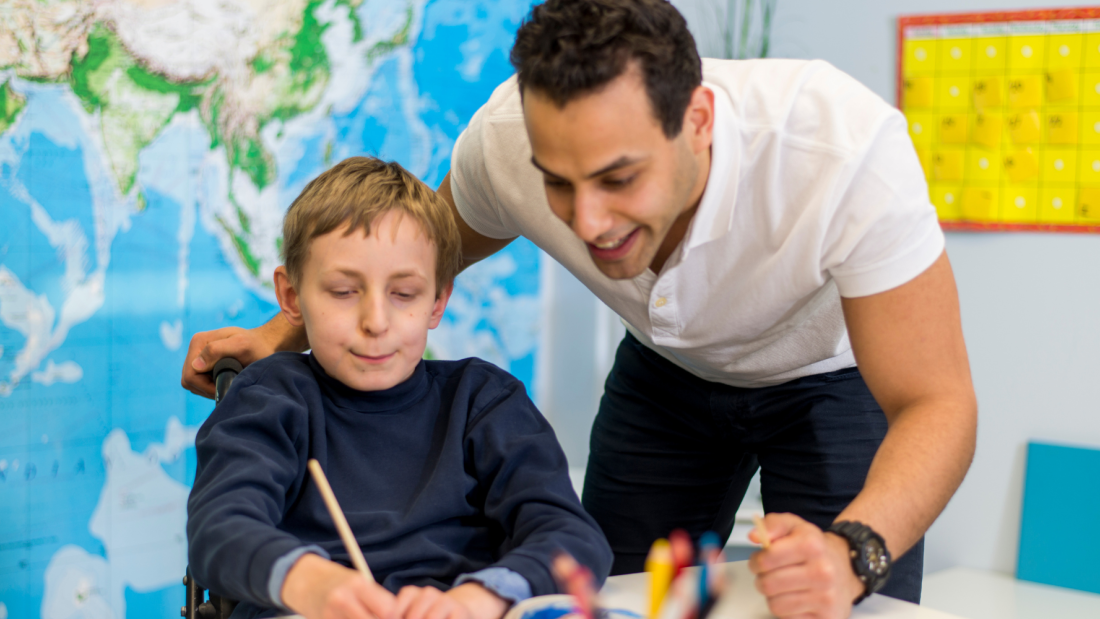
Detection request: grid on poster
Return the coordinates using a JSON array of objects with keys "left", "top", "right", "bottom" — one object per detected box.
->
[{"left": 898, "top": 9, "right": 1100, "bottom": 232}]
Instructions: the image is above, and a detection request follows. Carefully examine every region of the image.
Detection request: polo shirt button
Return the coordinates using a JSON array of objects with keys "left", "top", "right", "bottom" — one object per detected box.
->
[{"left": 655, "top": 297, "right": 667, "bottom": 308}]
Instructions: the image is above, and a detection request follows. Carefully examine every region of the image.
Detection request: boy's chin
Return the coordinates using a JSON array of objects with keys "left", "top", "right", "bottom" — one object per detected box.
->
[{"left": 337, "top": 361, "right": 419, "bottom": 392}]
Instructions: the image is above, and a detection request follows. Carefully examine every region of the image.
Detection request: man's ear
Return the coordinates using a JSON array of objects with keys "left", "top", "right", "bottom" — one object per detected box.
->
[
  {"left": 274, "top": 266, "right": 305, "bottom": 327},
  {"left": 428, "top": 282, "right": 454, "bottom": 330},
  {"left": 683, "top": 85, "right": 715, "bottom": 156}
]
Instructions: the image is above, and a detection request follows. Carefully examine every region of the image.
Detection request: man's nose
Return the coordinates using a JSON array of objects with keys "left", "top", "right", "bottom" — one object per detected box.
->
[{"left": 571, "top": 187, "right": 613, "bottom": 243}]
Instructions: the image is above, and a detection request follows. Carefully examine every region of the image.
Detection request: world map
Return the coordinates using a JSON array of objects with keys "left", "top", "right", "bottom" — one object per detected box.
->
[{"left": 0, "top": 1, "right": 541, "bottom": 617}]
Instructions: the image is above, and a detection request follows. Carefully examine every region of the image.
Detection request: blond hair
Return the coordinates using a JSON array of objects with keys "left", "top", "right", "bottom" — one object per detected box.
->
[{"left": 281, "top": 157, "right": 462, "bottom": 295}]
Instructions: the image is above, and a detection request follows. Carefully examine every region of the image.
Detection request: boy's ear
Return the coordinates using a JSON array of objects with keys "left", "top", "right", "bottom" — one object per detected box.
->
[
  {"left": 428, "top": 282, "right": 453, "bottom": 330},
  {"left": 274, "top": 266, "right": 305, "bottom": 327}
]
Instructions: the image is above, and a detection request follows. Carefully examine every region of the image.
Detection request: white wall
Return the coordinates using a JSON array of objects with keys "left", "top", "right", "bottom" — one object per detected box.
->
[
  {"left": 672, "top": 0, "right": 1100, "bottom": 575},
  {"left": 535, "top": 258, "right": 623, "bottom": 469}
]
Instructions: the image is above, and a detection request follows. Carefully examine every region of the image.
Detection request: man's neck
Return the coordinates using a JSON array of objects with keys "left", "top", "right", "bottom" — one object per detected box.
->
[{"left": 649, "top": 144, "right": 713, "bottom": 274}]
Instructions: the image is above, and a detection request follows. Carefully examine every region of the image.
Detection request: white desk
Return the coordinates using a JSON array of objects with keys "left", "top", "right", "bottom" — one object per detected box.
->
[
  {"left": 283, "top": 561, "right": 967, "bottom": 619},
  {"left": 922, "top": 567, "right": 1100, "bottom": 619},
  {"left": 594, "top": 561, "right": 962, "bottom": 619}
]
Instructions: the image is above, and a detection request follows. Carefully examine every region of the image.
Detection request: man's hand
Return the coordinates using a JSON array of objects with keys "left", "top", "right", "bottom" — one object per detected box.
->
[
  {"left": 392, "top": 582, "right": 509, "bottom": 619},
  {"left": 281, "top": 553, "right": 396, "bottom": 619},
  {"left": 748, "top": 513, "right": 864, "bottom": 619},
  {"left": 181, "top": 315, "right": 307, "bottom": 398}
]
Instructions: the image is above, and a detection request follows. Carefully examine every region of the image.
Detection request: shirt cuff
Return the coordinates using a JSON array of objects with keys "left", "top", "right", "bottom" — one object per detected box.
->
[
  {"left": 268, "top": 545, "right": 330, "bottom": 608},
  {"left": 454, "top": 567, "right": 532, "bottom": 604}
]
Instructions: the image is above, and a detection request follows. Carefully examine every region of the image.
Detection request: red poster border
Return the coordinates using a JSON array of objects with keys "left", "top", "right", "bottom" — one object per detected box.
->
[{"left": 896, "top": 7, "right": 1100, "bottom": 233}]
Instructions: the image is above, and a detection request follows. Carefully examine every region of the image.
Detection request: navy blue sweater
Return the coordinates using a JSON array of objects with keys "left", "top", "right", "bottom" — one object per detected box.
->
[{"left": 187, "top": 353, "right": 611, "bottom": 617}]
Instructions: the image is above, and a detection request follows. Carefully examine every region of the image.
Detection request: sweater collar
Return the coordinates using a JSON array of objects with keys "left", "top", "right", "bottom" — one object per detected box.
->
[{"left": 308, "top": 353, "right": 429, "bottom": 413}]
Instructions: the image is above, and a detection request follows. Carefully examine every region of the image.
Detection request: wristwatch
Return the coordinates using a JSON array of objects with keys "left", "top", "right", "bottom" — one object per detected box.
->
[{"left": 825, "top": 521, "right": 892, "bottom": 604}]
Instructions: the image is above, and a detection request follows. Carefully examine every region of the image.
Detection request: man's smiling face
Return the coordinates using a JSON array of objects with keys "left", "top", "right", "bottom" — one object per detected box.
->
[{"left": 522, "top": 64, "right": 712, "bottom": 279}]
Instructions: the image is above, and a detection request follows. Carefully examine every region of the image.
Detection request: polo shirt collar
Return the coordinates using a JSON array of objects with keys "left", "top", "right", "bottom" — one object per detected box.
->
[{"left": 682, "top": 83, "right": 740, "bottom": 257}]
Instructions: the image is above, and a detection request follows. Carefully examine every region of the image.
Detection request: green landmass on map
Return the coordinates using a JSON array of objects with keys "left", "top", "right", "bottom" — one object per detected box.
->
[
  {"left": 54, "top": 2, "right": 336, "bottom": 277},
  {"left": 63, "top": 1, "right": 337, "bottom": 199},
  {"left": 2, "top": 0, "right": 415, "bottom": 291},
  {"left": 217, "top": 191, "right": 264, "bottom": 279},
  {"left": 205, "top": 0, "right": 334, "bottom": 198},
  {"left": 0, "top": 80, "right": 27, "bottom": 135},
  {"left": 368, "top": 6, "right": 415, "bottom": 62},
  {"left": 69, "top": 25, "right": 207, "bottom": 194},
  {"left": 336, "top": 0, "right": 366, "bottom": 43}
]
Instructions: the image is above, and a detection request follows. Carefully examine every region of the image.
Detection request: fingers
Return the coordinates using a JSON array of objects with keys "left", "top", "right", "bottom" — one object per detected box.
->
[
  {"left": 195, "top": 327, "right": 252, "bottom": 369},
  {"left": 748, "top": 515, "right": 824, "bottom": 575},
  {"left": 763, "top": 586, "right": 844, "bottom": 619},
  {"left": 424, "top": 597, "right": 463, "bottom": 619},
  {"left": 322, "top": 582, "right": 377, "bottom": 619},
  {"left": 356, "top": 580, "right": 397, "bottom": 619},
  {"left": 748, "top": 516, "right": 856, "bottom": 619},
  {"left": 403, "top": 586, "right": 445, "bottom": 619},
  {"left": 754, "top": 563, "right": 836, "bottom": 599},
  {"left": 181, "top": 370, "right": 216, "bottom": 400},
  {"left": 392, "top": 586, "right": 422, "bottom": 619},
  {"left": 757, "top": 512, "right": 803, "bottom": 543},
  {"left": 181, "top": 330, "right": 228, "bottom": 399},
  {"left": 180, "top": 327, "right": 250, "bottom": 400}
]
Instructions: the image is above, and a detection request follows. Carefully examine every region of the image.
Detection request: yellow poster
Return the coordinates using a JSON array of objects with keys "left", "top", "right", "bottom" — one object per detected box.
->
[{"left": 899, "top": 9, "right": 1100, "bottom": 231}]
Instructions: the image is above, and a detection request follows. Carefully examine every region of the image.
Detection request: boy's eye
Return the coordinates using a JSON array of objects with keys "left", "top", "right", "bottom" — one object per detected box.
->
[
  {"left": 330, "top": 289, "right": 354, "bottom": 298},
  {"left": 393, "top": 291, "right": 416, "bottom": 300}
]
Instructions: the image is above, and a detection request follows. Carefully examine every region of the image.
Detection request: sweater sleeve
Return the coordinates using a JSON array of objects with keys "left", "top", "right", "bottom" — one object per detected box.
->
[
  {"left": 463, "top": 370, "right": 613, "bottom": 596},
  {"left": 186, "top": 370, "right": 312, "bottom": 608}
]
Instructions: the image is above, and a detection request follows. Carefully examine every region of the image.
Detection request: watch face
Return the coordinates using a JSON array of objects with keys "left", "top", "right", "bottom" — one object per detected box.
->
[{"left": 861, "top": 538, "right": 891, "bottom": 576}]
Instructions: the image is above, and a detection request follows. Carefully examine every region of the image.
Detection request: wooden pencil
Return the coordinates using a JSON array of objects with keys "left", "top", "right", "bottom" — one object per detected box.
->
[
  {"left": 752, "top": 514, "right": 771, "bottom": 550},
  {"left": 308, "top": 458, "right": 375, "bottom": 582}
]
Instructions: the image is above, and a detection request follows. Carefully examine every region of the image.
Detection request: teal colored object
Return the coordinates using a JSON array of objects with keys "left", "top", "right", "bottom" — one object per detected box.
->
[{"left": 1017, "top": 441, "right": 1100, "bottom": 594}]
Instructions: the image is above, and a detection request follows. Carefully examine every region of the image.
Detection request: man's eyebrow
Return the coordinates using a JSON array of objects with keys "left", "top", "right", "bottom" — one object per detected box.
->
[
  {"left": 530, "top": 155, "right": 644, "bottom": 180},
  {"left": 529, "top": 156, "right": 562, "bottom": 178}
]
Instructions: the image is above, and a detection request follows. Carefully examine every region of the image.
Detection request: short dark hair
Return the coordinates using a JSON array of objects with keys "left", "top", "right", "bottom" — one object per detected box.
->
[{"left": 510, "top": 0, "right": 702, "bottom": 138}]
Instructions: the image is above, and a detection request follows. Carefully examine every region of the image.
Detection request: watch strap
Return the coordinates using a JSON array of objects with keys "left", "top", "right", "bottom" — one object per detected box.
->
[{"left": 826, "top": 520, "right": 892, "bottom": 605}]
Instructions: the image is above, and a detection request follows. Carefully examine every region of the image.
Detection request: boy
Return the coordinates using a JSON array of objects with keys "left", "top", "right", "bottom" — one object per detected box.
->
[{"left": 187, "top": 157, "right": 612, "bottom": 619}]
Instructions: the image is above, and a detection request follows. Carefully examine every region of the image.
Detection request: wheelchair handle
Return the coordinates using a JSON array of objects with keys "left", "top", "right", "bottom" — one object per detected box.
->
[{"left": 212, "top": 358, "right": 243, "bottom": 404}]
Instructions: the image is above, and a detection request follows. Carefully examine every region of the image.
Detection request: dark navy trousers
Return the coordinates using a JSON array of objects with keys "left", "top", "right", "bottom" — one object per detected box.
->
[{"left": 581, "top": 333, "right": 923, "bottom": 603}]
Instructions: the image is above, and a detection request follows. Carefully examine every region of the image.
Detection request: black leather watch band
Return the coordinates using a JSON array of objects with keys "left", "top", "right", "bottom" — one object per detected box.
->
[{"left": 826, "top": 521, "right": 892, "bottom": 604}]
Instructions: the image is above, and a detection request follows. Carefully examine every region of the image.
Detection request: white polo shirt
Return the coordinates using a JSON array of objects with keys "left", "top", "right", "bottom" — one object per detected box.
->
[{"left": 450, "top": 58, "right": 945, "bottom": 388}]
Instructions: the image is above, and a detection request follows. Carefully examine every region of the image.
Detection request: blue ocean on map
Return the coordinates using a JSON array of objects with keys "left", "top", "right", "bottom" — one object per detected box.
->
[{"left": 0, "top": 1, "right": 541, "bottom": 617}]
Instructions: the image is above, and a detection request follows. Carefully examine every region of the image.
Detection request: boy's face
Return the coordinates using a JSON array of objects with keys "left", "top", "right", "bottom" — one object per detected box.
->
[{"left": 274, "top": 211, "right": 451, "bottom": 391}]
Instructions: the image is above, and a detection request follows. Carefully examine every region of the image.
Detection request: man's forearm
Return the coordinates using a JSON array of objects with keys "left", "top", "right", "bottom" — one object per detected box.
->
[
  {"left": 260, "top": 313, "right": 310, "bottom": 353},
  {"left": 834, "top": 396, "right": 977, "bottom": 557}
]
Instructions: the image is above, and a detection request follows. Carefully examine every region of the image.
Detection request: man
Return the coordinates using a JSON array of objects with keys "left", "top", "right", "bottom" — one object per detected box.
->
[{"left": 182, "top": 2, "right": 977, "bottom": 618}]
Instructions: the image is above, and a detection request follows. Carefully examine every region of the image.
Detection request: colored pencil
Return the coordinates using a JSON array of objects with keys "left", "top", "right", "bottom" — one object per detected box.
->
[
  {"left": 551, "top": 552, "right": 597, "bottom": 619},
  {"left": 645, "top": 539, "right": 674, "bottom": 618},
  {"left": 696, "top": 532, "right": 723, "bottom": 619},
  {"left": 669, "top": 529, "right": 693, "bottom": 577}
]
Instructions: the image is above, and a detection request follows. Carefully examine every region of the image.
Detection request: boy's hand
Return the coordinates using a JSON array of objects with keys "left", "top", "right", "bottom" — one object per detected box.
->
[
  {"left": 282, "top": 553, "right": 396, "bottom": 619},
  {"left": 392, "top": 582, "right": 510, "bottom": 619}
]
